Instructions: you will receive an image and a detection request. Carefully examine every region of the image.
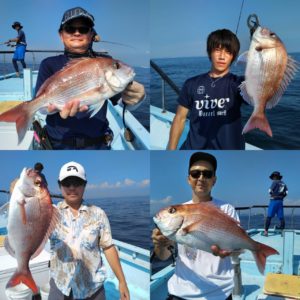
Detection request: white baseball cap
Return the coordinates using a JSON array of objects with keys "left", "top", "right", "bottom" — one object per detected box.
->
[{"left": 58, "top": 161, "right": 87, "bottom": 182}]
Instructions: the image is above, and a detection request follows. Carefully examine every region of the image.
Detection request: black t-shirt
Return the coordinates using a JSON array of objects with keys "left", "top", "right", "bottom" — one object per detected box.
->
[
  {"left": 178, "top": 72, "right": 245, "bottom": 150},
  {"left": 35, "top": 54, "right": 121, "bottom": 141}
]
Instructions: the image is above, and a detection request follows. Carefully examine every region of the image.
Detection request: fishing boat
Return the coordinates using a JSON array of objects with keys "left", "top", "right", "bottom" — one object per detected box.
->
[
  {"left": 150, "top": 60, "right": 260, "bottom": 151},
  {"left": 0, "top": 50, "right": 150, "bottom": 150},
  {"left": 0, "top": 191, "right": 150, "bottom": 300},
  {"left": 150, "top": 205, "right": 300, "bottom": 300}
]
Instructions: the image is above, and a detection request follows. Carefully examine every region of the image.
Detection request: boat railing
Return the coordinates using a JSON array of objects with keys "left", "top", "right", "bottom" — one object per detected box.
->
[
  {"left": 150, "top": 59, "right": 180, "bottom": 112},
  {"left": 236, "top": 205, "right": 300, "bottom": 230}
]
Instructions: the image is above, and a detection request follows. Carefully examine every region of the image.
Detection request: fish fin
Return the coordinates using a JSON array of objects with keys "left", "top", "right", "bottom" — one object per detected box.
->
[
  {"left": 242, "top": 112, "right": 273, "bottom": 137},
  {"left": 18, "top": 200, "right": 27, "bottom": 225},
  {"left": 0, "top": 102, "right": 34, "bottom": 144},
  {"left": 252, "top": 242, "right": 279, "bottom": 274},
  {"left": 6, "top": 269, "right": 39, "bottom": 294},
  {"left": 239, "top": 81, "right": 256, "bottom": 106},
  {"left": 30, "top": 206, "right": 60, "bottom": 260},
  {"left": 88, "top": 101, "right": 105, "bottom": 118},
  {"left": 4, "top": 236, "right": 16, "bottom": 257},
  {"left": 266, "top": 55, "right": 300, "bottom": 109},
  {"left": 181, "top": 221, "right": 204, "bottom": 235},
  {"left": 236, "top": 51, "right": 248, "bottom": 64}
]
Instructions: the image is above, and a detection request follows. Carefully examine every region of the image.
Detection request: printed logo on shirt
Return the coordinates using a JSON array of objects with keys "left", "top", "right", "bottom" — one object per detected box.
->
[
  {"left": 197, "top": 85, "right": 205, "bottom": 95},
  {"left": 195, "top": 94, "right": 230, "bottom": 117}
]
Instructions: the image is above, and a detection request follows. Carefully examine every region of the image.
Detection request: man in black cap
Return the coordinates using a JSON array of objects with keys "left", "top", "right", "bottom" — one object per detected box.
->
[
  {"left": 6, "top": 22, "right": 27, "bottom": 77},
  {"left": 264, "top": 171, "right": 288, "bottom": 236},
  {"left": 34, "top": 162, "right": 48, "bottom": 186},
  {"left": 34, "top": 7, "right": 145, "bottom": 150},
  {"left": 152, "top": 152, "right": 238, "bottom": 300}
]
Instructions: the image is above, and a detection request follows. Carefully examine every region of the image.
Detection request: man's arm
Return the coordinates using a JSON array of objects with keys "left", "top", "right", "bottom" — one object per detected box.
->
[
  {"left": 104, "top": 245, "right": 130, "bottom": 300},
  {"left": 167, "top": 105, "right": 189, "bottom": 150}
]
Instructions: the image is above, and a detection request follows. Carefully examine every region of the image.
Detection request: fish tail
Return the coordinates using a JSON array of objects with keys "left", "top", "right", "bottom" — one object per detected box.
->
[
  {"left": 252, "top": 242, "right": 279, "bottom": 274},
  {"left": 0, "top": 102, "right": 34, "bottom": 144},
  {"left": 242, "top": 113, "right": 273, "bottom": 137},
  {"left": 6, "top": 268, "right": 39, "bottom": 294}
]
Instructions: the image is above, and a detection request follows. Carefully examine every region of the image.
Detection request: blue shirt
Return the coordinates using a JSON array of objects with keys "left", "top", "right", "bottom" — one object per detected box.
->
[
  {"left": 35, "top": 54, "right": 121, "bottom": 141},
  {"left": 269, "top": 180, "right": 288, "bottom": 200},
  {"left": 178, "top": 72, "right": 245, "bottom": 150},
  {"left": 16, "top": 29, "right": 26, "bottom": 45}
]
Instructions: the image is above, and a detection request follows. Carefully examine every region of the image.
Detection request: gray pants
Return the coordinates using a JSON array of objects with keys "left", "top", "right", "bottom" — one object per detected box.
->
[{"left": 48, "top": 278, "right": 106, "bottom": 300}]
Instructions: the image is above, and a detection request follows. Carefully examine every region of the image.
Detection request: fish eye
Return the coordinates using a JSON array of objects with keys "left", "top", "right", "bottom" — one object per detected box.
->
[
  {"left": 168, "top": 207, "right": 176, "bottom": 214},
  {"left": 113, "top": 61, "right": 120, "bottom": 69},
  {"left": 270, "top": 32, "right": 276, "bottom": 37}
]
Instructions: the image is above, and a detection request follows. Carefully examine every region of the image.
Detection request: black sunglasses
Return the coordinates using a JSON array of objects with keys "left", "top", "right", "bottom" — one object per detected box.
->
[
  {"left": 189, "top": 169, "right": 214, "bottom": 179},
  {"left": 60, "top": 178, "right": 86, "bottom": 187},
  {"left": 63, "top": 26, "right": 91, "bottom": 34}
]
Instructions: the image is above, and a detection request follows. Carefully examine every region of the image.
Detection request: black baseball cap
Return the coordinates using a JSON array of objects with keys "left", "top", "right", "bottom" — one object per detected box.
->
[
  {"left": 59, "top": 7, "right": 94, "bottom": 30},
  {"left": 269, "top": 171, "right": 282, "bottom": 180},
  {"left": 189, "top": 152, "right": 217, "bottom": 172}
]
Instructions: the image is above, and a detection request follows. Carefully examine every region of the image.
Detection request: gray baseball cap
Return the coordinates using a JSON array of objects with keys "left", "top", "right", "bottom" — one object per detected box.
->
[{"left": 60, "top": 7, "right": 94, "bottom": 29}]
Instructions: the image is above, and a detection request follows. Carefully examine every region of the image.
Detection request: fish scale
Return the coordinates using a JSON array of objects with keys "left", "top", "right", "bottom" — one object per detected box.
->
[
  {"left": 239, "top": 26, "right": 299, "bottom": 137},
  {"left": 154, "top": 202, "right": 279, "bottom": 274},
  {"left": 0, "top": 57, "right": 135, "bottom": 144}
]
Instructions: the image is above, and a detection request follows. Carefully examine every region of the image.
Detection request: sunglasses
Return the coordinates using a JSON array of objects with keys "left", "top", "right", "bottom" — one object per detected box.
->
[
  {"left": 60, "top": 178, "right": 86, "bottom": 187},
  {"left": 189, "top": 169, "right": 214, "bottom": 179},
  {"left": 63, "top": 26, "right": 91, "bottom": 34}
]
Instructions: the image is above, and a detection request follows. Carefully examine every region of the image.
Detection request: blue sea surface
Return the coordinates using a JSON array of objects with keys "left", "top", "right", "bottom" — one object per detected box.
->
[
  {"left": 151, "top": 53, "right": 300, "bottom": 149},
  {"left": 0, "top": 195, "right": 150, "bottom": 250}
]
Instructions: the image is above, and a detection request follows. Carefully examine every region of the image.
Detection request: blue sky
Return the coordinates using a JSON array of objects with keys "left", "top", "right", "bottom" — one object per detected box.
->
[
  {"left": 0, "top": 0, "right": 149, "bottom": 67},
  {"left": 150, "top": 151, "right": 300, "bottom": 215},
  {"left": 0, "top": 151, "right": 150, "bottom": 200},
  {"left": 151, "top": 0, "right": 300, "bottom": 58}
]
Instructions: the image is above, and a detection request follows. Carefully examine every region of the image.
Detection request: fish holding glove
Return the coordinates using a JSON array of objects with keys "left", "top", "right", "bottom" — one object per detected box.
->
[{"left": 154, "top": 202, "right": 278, "bottom": 274}]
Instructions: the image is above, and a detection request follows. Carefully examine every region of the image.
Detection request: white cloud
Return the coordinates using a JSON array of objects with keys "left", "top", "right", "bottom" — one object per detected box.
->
[
  {"left": 151, "top": 195, "right": 173, "bottom": 204},
  {"left": 85, "top": 178, "right": 150, "bottom": 191},
  {"left": 139, "top": 179, "right": 150, "bottom": 187},
  {"left": 124, "top": 178, "right": 135, "bottom": 186}
]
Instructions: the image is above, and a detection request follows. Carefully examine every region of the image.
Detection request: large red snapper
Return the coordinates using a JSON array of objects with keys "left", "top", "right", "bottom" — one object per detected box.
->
[
  {"left": 4, "top": 168, "right": 59, "bottom": 293},
  {"left": 153, "top": 202, "right": 278, "bottom": 274},
  {"left": 0, "top": 57, "right": 135, "bottom": 144},
  {"left": 239, "top": 26, "right": 299, "bottom": 137}
]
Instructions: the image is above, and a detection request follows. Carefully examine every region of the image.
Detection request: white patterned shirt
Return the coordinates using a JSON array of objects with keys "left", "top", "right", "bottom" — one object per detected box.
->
[{"left": 49, "top": 201, "right": 113, "bottom": 298}]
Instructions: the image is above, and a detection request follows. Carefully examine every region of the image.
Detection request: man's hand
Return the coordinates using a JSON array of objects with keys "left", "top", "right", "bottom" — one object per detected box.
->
[
  {"left": 119, "top": 280, "right": 130, "bottom": 300},
  {"left": 211, "top": 245, "right": 232, "bottom": 258},
  {"left": 152, "top": 228, "right": 172, "bottom": 248},
  {"left": 47, "top": 100, "right": 88, "bottom": 119},
  {"left": 122, "top": 81, "right": 145, "bottom": 106}
]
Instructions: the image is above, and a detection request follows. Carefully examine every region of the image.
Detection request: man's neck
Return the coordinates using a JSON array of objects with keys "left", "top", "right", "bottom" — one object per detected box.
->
[
  {"left": 192, "top": 194, "right": 212, "bottom": 203},
  {"left": 209, "top": 69, "right": 230, "bottom": 78}
]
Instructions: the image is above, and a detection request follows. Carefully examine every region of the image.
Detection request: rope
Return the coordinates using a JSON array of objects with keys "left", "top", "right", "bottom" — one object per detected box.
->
[{"left": 236, "top": 0, "right": 245, "bottom": 35}]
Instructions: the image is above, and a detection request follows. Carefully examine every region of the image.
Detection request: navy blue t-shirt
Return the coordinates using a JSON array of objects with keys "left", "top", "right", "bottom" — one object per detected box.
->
[
  {"left": 178, "top": 72, "right": 245, "bottom": 150},
  {"left": 35, "top": 54, "right": 121, "bottom": 141},
  {"left": 17, "top": 29, "right": 26, "bottom": 45}
]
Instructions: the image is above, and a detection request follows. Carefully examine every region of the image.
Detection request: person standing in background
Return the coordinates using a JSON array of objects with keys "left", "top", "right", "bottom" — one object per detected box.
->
[
  {"left": 6, "top": 22, "right": 27, "bottom": 77},
  {"left": 264, "top": 171, "right": 288, "bottom": 236}
]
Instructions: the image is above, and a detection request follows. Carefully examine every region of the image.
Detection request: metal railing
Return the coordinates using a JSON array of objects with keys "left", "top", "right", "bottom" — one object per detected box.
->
[
  {"left": 150, "top": 59, "right": 180, "bottom": 112},
  {"left": 236, "top": 205, "right": 300, "bottom": 230}
]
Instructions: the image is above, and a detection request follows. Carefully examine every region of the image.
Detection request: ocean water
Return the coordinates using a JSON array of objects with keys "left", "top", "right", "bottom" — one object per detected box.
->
[
  {"left": 0, "top": 62, "right": 150, "bottom": 131},
  {"left": 0, "top": 195, "right": 150, "bottom": 250},
  {"left": 151, "top": 53, "right": 300, "bottom": 149}
]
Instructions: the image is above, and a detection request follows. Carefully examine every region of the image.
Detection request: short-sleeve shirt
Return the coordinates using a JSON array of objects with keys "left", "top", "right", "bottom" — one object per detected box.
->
[
  {"left": 168, "top": 198, "right": 239, "bottom": 300},
  {"left": 269, "top": 180, "right": 288, "bottom": 200},
  {"left": 178, "top": 72, "right": 245, "bottom": 149},
  {"left": 49, "top": 201, "right": 113, "bottom": 298},
  {"left": 35, "top": 54, "right": 121, "bottom": 141},
  {"left": 16, "top": 29, "right": 26, "bottom": 45}
]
